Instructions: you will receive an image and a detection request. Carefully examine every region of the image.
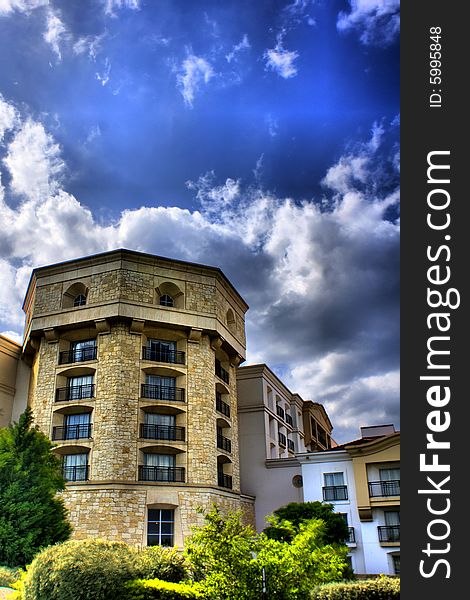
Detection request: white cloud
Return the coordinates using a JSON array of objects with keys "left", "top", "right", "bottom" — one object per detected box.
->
[
  {"left": 0, "top": 95, "right": 19, "bottom": 141},
  {"left": 43, "top": 8, "right": 69, "bottom": 60},
  {"left": 73, "top": 33, "right": 106, "bottom": 61},
  {"left": 3, "top": 119, "right": 64, "bottom": 202},
  {"left": 0, "top": 0, "right": 48, "bottom": 15},
  {"left": 264, "top": 37, "right": 299, "bottom": 79},
  {"left": 337, "top": 0, "right": 400, "bottom": 46},
  {"left": 177, "top": 55, "right": 214, "bottom": 107},
  {"left": 103, "top": 0, "right": 140, "bottom": 17},
  {"left": 95, "top": 57, "right": 112, "bottom": 86},
  {"left": 225, "top": 34, "right": 250, "bottom": 63},
  {"left": 0, "top": 96, "right": 399, "bottom": 443}
]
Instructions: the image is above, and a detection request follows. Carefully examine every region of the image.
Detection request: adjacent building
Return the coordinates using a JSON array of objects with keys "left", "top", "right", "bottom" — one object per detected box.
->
[
  {"left": 298, "top": 425, "right": 400, "bottom": 576},
  {"left": 237, "top": 363, "right": 335, "bottom": 532}
]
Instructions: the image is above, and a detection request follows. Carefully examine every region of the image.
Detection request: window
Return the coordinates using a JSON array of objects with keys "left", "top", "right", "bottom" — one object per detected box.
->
[
  {"left": 379, "top": 467, "right": 400, "bottom": 496},
  {"left": 73, "top": 294, "right": 87, "bottom": 307},
  {"left": 392, "top": 555, "right": 400, "bottom": 575},
  {"left": 71, "top": 339, "right": 96, "bottom": 362},
  {"left": 63, "top": 453, "right": 88, "bottom": 481},
  {"left": 143, "top": 413, "right": 178, "bottom": 441},
  {"left": 323, "top": 472, "right": 348, "bottom": 501},
  {"left": 147, "top": 509, "right": 174, "bottom": 546},
  {"left": 64, "top": 413, "right": 91, "bottom": 440},
  {"left": 159, "top": 294, "right": 173, "bottom": 307},
  {"left": 145, "top": 375, "right": 177, "bottom": 400},
  {"left": 145, "top": 339, "right": 181, "bottom": 364},
  {"left": 67, "top": 375, "right": 93, "bottom": 400}
]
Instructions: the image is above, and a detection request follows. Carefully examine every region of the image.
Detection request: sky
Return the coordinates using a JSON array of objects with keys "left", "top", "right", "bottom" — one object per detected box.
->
[{"left": 0, "top": 0, "right": 400, "bottom": 444}]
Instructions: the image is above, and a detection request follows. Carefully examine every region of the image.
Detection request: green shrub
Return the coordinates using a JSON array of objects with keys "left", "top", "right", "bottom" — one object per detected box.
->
[
  {"left": 123, "top": 578, "right": 205, "bottom": 600},
  {"left": 0, "top": 565, "right": 22, "bottom": 587},
  {"left": 311, "top": 576, "right": 400, "bottom": 600},
  {"left": 19, "top": 538, "right": 140, "bottom": 600},
  {"left": 137, "top": 546, "right": 188, "bottom": 583}
]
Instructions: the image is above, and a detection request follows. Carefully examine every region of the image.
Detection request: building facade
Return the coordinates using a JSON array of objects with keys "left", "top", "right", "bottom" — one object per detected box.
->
[
  {"left": 9, "top": 249, "right": 255, "bottom": 547},
  {"left": 298, "top": 425, "right": 400, "bottom": 576},
  {"left": 237, "top": 363, "right": 335, "bottom": 531}
]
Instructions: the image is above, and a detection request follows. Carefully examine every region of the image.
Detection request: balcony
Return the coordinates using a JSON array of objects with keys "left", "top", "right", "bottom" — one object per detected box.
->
[
  {"left": 55, "top": 384, "right": 95, "bottom": 402},
  {"left": 218, "top": 473, "right": 233, "bottom": 489},
  {"left": 141, "top": 384, "right": 185, "bottom": 402},
  {"left": 142, "top": 347, "right": 185, "bottom": 365},
  {"left": 278, "top": 432, "right": 287, "bottom": 447},
  {"left": 52, "top": 424, "right": 93, "bottom": 441},
  {"left": 63, "top": 465, "right": 89, "bottom": 482},
  {"left": 346, "top": 527, "right": 356, "bottom": 544},
  {"left": 59, "top": 346, "right": 97, "bottom": 365},
  {"left": 368, "top": 480, "right": 400, "bottom": 497},
  {"left": 216, "top": 393, "right": 231, "bottom": 417},
  {"left": 322, "top": 485, "right": 348, "bottom": 501},
  {"left": 378, "top": 525, "right": 400, "bottom": 543},
  {"left": 217, "top": 434, "right": 232, "bottom": 453},
  {"left": 285, "top": 413, "right": 293, "bottom": 426},
  {"left": 276, "top": 405, "right": 285, "bottom": 420},
  {"left": 215, "top": 360, "right": 230, "bottom": 384},
  {"left": 138, "top": 465, "right": 185, "bottom": 482},
  {"left": 287, "top": 438, "right": 295, "bottom": 452},
  {"left": 140, "top": 424, "right": 185, "bottom": 442}
]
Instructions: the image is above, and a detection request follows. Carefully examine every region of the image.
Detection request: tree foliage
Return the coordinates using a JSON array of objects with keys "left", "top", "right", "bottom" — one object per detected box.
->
[
  {"left": 184, "top": 505, "right": 348, "bottom": 600},
  {"left": 0, "top": 408, "right": 71, "bottom": 567},
  {"left": 264, "top": 501, "right": 349, "bottom": 545}
]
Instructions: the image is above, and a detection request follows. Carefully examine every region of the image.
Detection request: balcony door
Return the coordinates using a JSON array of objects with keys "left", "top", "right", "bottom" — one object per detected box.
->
[
  {"left": 146, "top": 375, "right": 176, "bottom": 400},
  {"left": 63, "top": 453, "right": 88, "bottom": 481},
  {"left": 71, "top": 339, "right": 96, "bottom": 362},
  {"left": 379, "top": 467, "right": 400, "bottom": 496},
  {"left": 147, "top": 339, "right": 176, "bottom": 361},
  {"left": 64, "top": 413, "right": 91, "bottom": 439},
  {"left": 144, "top": 413, "right": 176, "bottom": 440},
  {"left": 67, "top": 375, "right": 93, "bottom": 400}
]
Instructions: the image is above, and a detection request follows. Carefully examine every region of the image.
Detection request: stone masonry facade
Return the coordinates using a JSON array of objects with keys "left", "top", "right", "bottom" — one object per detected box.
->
[{"left": 22, "top": 250, "right": 255, "bottom": 547}]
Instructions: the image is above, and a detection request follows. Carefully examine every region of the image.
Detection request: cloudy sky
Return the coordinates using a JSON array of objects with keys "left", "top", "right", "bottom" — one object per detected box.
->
[{"left": 0, "top": 0, "right": 399, "bottom": 443}]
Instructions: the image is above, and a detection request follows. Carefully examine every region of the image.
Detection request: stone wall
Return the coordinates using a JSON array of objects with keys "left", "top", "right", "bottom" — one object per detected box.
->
[
  {"left": 92, "top": 321, "right": 140, "bottom": 480},
  {"left": 30, "top": 339, "right": 57, "bottom": 435},
  {"left": 34, "top": 282, "right": 63, "bottom": 314}
]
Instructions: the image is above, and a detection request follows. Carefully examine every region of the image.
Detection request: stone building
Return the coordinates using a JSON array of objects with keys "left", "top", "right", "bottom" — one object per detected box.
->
[{"left": 6, "top": 248, "right": 255, "bottom": 547}]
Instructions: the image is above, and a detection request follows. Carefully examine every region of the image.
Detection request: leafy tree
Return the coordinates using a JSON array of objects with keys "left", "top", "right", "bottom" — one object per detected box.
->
[
  {"left": 184, "top": 505, "right": 348, "bottom": 600},
  {"left": 0, "top": 407, "right": 71, "bottom": 567},
  {"left": 264, "top": 501, "right": 349, "bottom": 545}
]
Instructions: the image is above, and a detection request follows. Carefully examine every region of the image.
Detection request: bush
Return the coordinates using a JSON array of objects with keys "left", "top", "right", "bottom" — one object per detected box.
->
[
  {"left": 137, "top": 546, "right": 188, "bottom": 583},
  {"left": 0, "top": 565, "right": 22, "bottom": 587},
  {"left": 19, "top": 539, "right": 141, "bottom": 600},
  {"left": 123, "top": 578, "right": 204, "bottom": 600},
  {"left": 311, "top": 576, "right": 400, "bottom": 600}
]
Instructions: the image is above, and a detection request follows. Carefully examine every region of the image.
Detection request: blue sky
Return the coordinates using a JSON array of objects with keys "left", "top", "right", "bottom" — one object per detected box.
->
[{"left": 0, "top": 0, "right": 400, "bottom": 443}]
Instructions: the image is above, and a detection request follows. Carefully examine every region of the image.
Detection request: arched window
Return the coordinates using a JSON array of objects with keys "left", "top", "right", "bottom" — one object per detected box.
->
[
  {"left": 159, "top": 294, "right": 174, "bottom": 307},
  {"left": 226, "top": 309, "right": 235, "bottom": 332},
  {"left": 74, "top": 294, "right": 87, "bottom": 307}
]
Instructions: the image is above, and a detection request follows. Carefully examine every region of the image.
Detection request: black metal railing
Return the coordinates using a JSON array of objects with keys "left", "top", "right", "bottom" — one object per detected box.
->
[
  {"left": 216, "top": 394, "right": 231, "bottom": 417},
  {"left": 217, "top": 434, "right": 232, "bottom": 453},
  {"left": 59, "top": 346, "right": 97, "bottom": 365},
  {"left": 140, "top": 424, "right": 185, "bottom": 442},
  {"left": 215, "top": 360, "right": 230, "bottom": 384},
  {"left": 285, "top": 413, "right": 293, "bottom": 426},
  {"left": 378, "top": 525, "right": 400, "bottom": 543},
  {"left": 142, "top": 347, "right": 185, "bottom": 365},
  {"left": 138, "top": 465, "right": 185, "bottom": 482},
  {"left": 55, "top": 384, "right": 95, "bottom": 402},
  {"left": 287, "top": 438, "right": 295, "bottom": 452},
  {"left": 63, "top": 465, "right": 89, "bottom": 482},
  {"left": 346, "top": 527, "right": 356, "bottom": 544},
  {"left": 276, "top": 405, "right": 285, "bottom": 420},
  {"left": 368, "top": 480, "right": 400, "bottom": 497},
  {"left": 141, "top": 384, "right": 185, "bottom": 402},
  {"left": 52, "top": 424, "right": 92, "bottom": 440},
  {"left": 218, "top": 473, "right": 233, "bottom": 489},
  {"left": 322, "top": 485, "right": 348, "bottom": 501},
  {"left": 278, "top": 432, "right": 287, "bottom": 447}
]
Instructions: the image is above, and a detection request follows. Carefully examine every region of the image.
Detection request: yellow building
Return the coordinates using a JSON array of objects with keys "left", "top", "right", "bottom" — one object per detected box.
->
[{"left": 3, "top": 249, "right": 255, "bottom": 547}]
